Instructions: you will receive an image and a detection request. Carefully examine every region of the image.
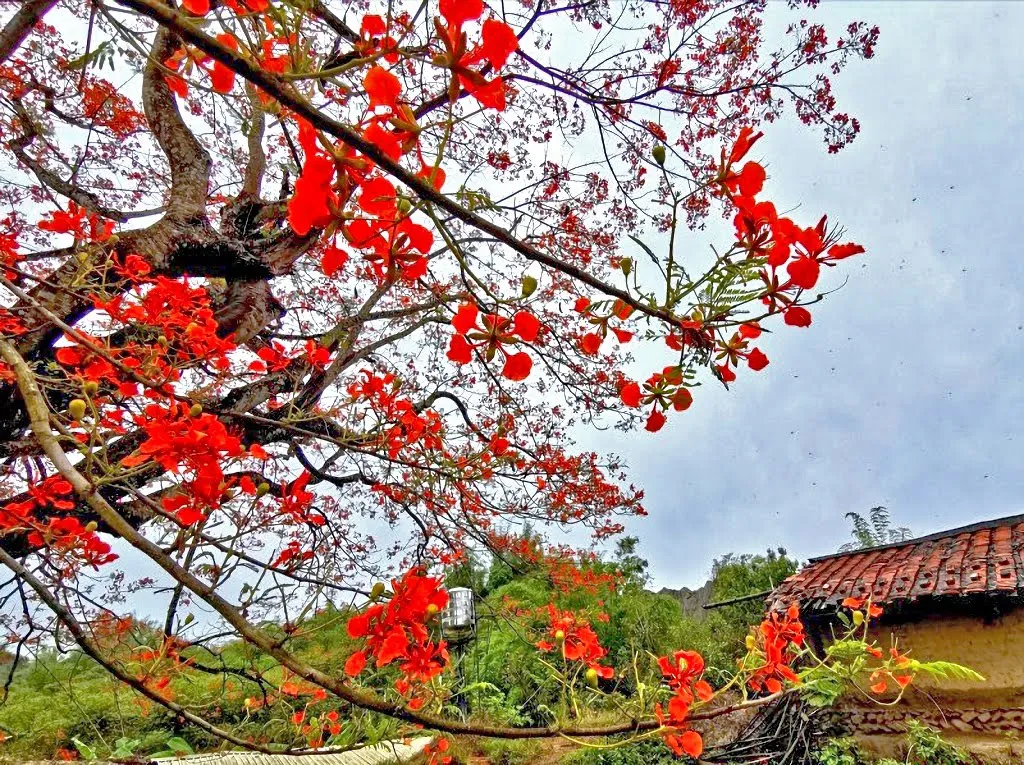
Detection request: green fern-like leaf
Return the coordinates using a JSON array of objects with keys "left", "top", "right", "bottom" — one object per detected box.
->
[{"left": 912, "top": 660, "right": 985, "bottom": 683}]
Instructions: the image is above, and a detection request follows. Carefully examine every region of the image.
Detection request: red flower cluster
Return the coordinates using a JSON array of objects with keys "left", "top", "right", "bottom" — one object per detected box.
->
[
  {"left": 1, "top": 476, "right": 116, "bottom": 570},
  {"left": 653, "top": 650, "right": 713, "bottom": 759},
  {"left": 721, "top": 128, "right": 865, "bottom": 330},
  {"left": 619, "top": 365, "right": 693, "bottom": 433},
  {"left": 447, "top": 303, "right": 541, "bottom": 381},
  {"left": 436, "top": 0, "right": 519, "bottom": 110},
  {"left": 576, "top": 298, "right": 634, "bottom": 357},
  {"left": 122, "top": 402, "right": 251, "bottom": 526},
  {"left": 345, "top": 570, "right": 450, "bottom": 707},
  {"left": 535, "top": 605, "right": 614, "bottom": 680},
  {"left": 748, "top": 603, "right": 804, "bottom": 694},
  {"left": 163, "top": 33, "right": 241, "bottom": 97},
  {"left": 95, "top": 276, "right": 236, "bottom": 370},
  {"left": 38, "top": 202, "right": 114, "bottom": 242}
]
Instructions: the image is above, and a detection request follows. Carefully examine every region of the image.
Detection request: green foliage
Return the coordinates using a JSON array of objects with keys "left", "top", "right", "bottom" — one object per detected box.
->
[
  {"left": 561, "top": 738, "right": 677, "bottom": 765},
  {"left": 839, "top": 507, "right": 912, "bottom": 552},
  {"left": 814, "top": 737, "right": 867, "bottom": 765},
  {"left": 476, "top": 737, "right": 542, "bottom": 765},
  {"left": 151, "top": 736, "right": 195, "bottom": 759},
  {"left": 561, "top": 737, "right": 679, "bottom": 761},
  {"left": 900, "top": 721, "right": 972, "bottom": 765},
  {"left": 707, "top": 547, "right": 798, "bottom": 655},
  {"left": 910, "top": 661, "right": 985, "bottom": 684},
  {"left": 814, "top": 724, "right": 973, "bottom": 765}
]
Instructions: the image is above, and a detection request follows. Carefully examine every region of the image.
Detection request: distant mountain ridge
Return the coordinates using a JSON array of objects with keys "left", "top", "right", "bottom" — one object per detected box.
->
[{"left": 657, "top": 580, "right": 714, "bottom": 621}]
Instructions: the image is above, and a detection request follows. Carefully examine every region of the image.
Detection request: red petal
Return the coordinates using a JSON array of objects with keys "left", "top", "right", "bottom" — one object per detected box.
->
[
  {"left": 364, "top": 65, "right": 402, "bottom": 111},
  {"left": 747, "top": 348, "right": 769, "bottom": 371},
  {"left": 439, "top": 0, "right": 484, "bottom": 30},
  {"left": 344, "top": 650, "right": 367, "bottom": 676},
  {"left": 729, "top": 127, "right": 763, "bottom": 164},
  {"left": 828, "top": 242, "right": 865, "bottom": 260},
  {"left": 446, "top": 334, "right": 473, "bottom": 364},
  {"left": 210, "top": 34, "right": 238, "bottom": 93},
  {"left": 737, "top": 162, "right": 766, "bottom": 196},
  {"left": 361, "top": 15, "right": 387, "bottom": 36},
  {"left": 738, "top": 322, "right": 761, "bottom": 339},
  {"left": 786, "top": 255, "right": 820, "bottom": 290},
  {"left": 462, "top": 75, "right": 507, "bottom": 111},
  {"left": 619, "top": 381, "right": 642, "bottom": 408},
  {"left": 321, "top": 244, "right": 349, "bottom": 277},
  {"left": 182, "top": 0, "right": 210, "bottom": 15},
  {"left": 358, "top": 176, "right": 398, "bottom": 217},
  {"left": 347, "top": 613, "right": 370, "bottom": 638},
  {"left": 783, "top": 306, "right": 812, "bottom": 327},
  {"left": 678, "top": 730, "right": 703, "bottom": 758},
  {"left": 512, "top": 311, "right": 540, "bottom": 342},
  {"left": 501, "top": 351, "right": 532, "bottom": 381},
  {"left": 451, "top": 303, "right": 479, "bottom": 335},
  {"left": 579, "top": 332, "right": 602, "bottom": 355},
  {"left": 645, "top": 408, "right": 666, "bottom": 432},
  {"left": 376, "top": 629, "right": 409, "bottom": 666},
  {"left": 479, "top": 19, "right": 518, "bottom": 69}
]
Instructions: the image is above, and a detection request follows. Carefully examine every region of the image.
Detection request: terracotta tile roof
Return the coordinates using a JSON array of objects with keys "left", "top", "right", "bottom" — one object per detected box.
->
[{"left": 772, "top": 514, "right": 1024, "bottom": 612}]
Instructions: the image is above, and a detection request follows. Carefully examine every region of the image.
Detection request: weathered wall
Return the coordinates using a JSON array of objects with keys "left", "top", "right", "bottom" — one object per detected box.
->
[{"left": 838, "top": 606, "right": 1024, "bottom": 760}]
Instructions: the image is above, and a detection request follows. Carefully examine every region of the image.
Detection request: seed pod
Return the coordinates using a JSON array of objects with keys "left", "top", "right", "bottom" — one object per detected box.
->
[
  {"left": 653, "top": 145, "right": 666, "bottom": 166},
  {"left": 68, "top": 399, "right": 87, "bottom": 420}
]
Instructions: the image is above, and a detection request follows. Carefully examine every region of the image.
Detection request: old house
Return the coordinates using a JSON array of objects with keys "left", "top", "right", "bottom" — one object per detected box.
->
[{"left": 771, "top": 514, "right": 1024, "bottom": 761}]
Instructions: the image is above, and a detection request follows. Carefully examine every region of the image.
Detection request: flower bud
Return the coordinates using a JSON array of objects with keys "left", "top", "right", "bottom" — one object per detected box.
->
[
  {"left": 619, "top": 257, "right": 632, "bottom": 276},
  {"left": 521, "top": 275, "right": 538, "bottom": 297},
  {"left": 68, "top": 399, "right": 87, "bottom": 421},
  {"left": 745, "top": 634, "right": 757, "bottom": 651},
  {"left": 426, "top": 603, "right": 440, "bottom": 617},
  {"left": 397, "top": 197, "right": 412, "bottom": 215},
  {"left": 555, "top": 629, "right": 565, "bottom": 642},
  {"left": 157, "top": 335, "right": 169, "bottom": 348},
  {"left": 652, "top": 145, "right": 666, "bottom": 166},
  {"left": 256, "top": 482, "right": 271, "bottom": 498},
  {"left": 84, "top": 381, "right": 99, "bottom": 396},
  {"left": 370, "top": 582, "right": 386, "bottom": 601},
  {"left": 585, "top": 668, "right": 599, "bottom": 687},
  {"left": 85, "top": 521, "right": 99, "bottom": 533},
  {"left": 189, "top": 403, "right": 203, "bottom": 418},
  {"left": 852, "top": 610, "right": 865, "bottom": 626}
]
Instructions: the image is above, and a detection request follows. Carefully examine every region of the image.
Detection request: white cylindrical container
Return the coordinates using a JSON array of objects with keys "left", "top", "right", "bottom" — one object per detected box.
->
[{"left": 441, "top": 587, "right": 476, "bottom": 640}]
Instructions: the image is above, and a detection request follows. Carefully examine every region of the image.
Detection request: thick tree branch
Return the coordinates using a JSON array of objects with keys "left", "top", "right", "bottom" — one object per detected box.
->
[
  {"left": 0, "top": 0, "right": 57, "bottom": 65},
  {"left": 113, "top": 0, "right": 683, "bottom": 328}
]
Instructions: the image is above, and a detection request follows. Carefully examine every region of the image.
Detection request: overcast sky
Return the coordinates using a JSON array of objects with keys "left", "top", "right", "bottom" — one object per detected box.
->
[{"left": 581, "top": 1, "right": 1024, "bottom": 591}]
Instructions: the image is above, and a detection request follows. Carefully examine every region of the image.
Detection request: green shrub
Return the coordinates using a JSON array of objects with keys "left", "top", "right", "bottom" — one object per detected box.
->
[
  {"left": 815, "top": 737, "right": 867, "bottom": 765},
  {"left": 477, "top": 738, "right": 542, "bottom": 765},
  {"left": 561, "top": 738, "right": 677, "bottom": 765},
  {"left": 901, "top": 721, "right": 972, "bottom": 765}
]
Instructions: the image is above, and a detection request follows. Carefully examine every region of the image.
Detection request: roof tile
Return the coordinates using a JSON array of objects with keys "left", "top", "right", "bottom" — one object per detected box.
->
[{"left": 773, "top": 515, "right": 1024, "bottom": 611}]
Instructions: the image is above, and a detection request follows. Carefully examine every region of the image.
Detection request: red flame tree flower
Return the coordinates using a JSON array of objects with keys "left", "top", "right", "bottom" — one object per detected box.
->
[{"left": 0, "top": 0, "right": 971, "bottom": 760}]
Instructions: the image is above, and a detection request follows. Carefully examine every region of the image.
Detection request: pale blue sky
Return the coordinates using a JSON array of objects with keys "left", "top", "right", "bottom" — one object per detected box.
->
[{"left": 595, "top": 1, "right": 1024, "bottom": 590}]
